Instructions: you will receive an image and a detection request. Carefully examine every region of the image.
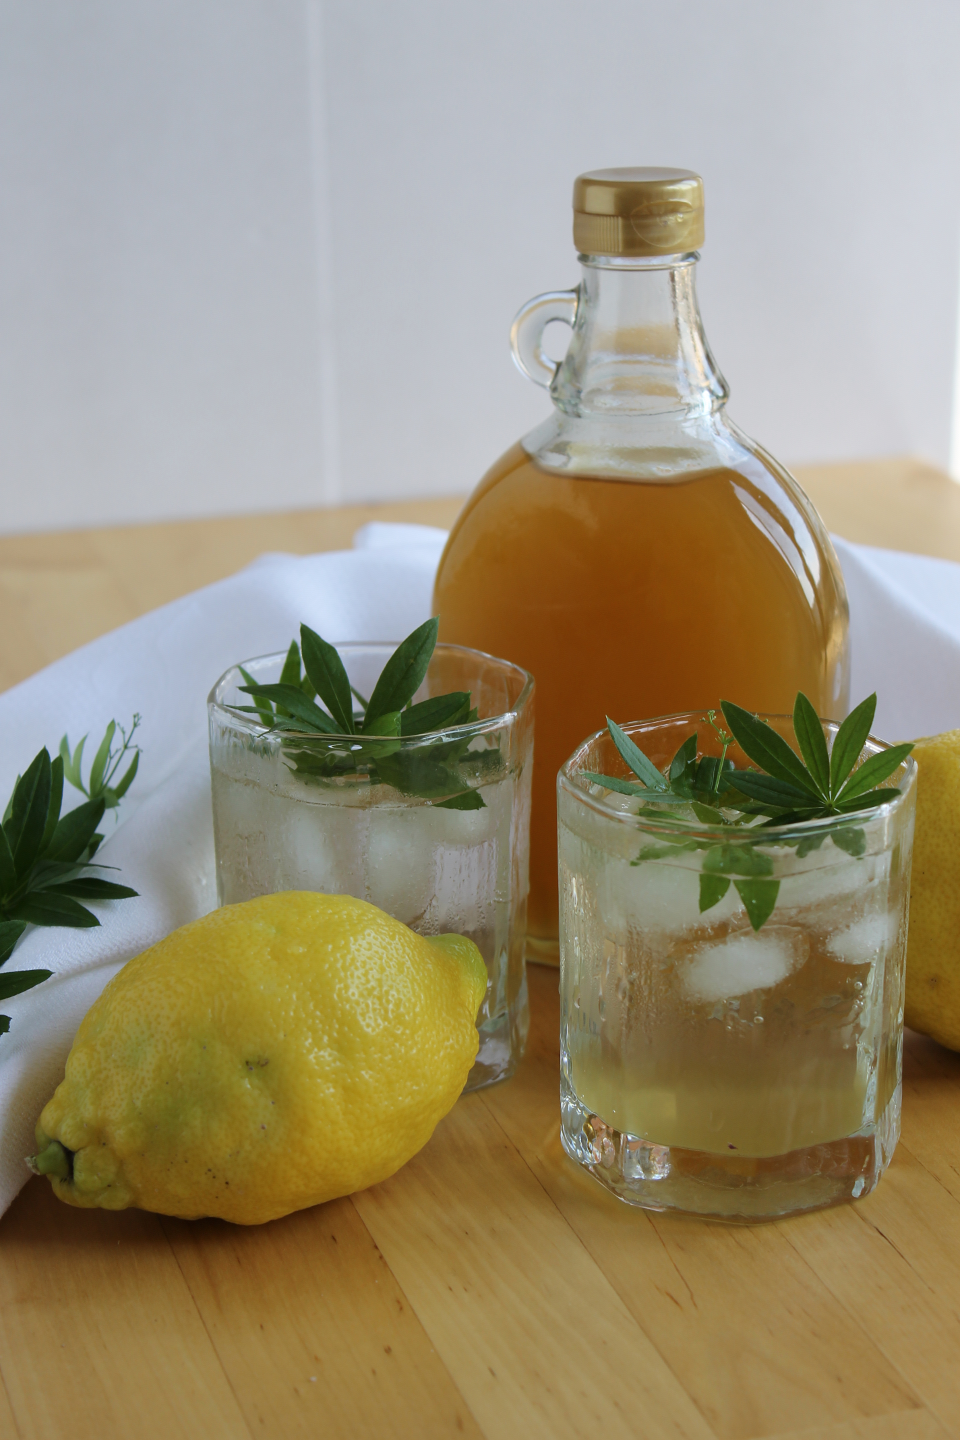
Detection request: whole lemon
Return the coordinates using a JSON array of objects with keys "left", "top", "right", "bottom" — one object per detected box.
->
[
  {"left": 904, "top": 729, "right": 960, "bottom": 1049},
  {"left": 31, "top": 892, "right": 487, "bottom": 1223}
]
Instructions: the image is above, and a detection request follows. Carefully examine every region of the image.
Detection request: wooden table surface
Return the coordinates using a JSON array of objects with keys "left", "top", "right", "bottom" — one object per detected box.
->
[{"left": 2, "top": 457, "right": 960, "bottom": 1440}]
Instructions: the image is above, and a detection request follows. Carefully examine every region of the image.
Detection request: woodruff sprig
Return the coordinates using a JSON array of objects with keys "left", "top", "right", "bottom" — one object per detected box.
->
[
  {"left": 234, "top": 618, "right": 495, "bottom": 811},
  {"left": 583, "top": 692, "right": 912, "bottom": 932},
  {"left": 0, "top": 718, "right": 141, "bottom": 1036},
  {"left": 58, "top": 715, "right": 141, "bottom": 812}
]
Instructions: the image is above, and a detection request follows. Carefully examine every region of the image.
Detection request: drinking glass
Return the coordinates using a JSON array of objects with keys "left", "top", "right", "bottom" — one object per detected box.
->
[
  {"left": 558, "top": 711, "right": 917, "bottom": 1220},
  {"left": 209, "top": 643, "right": 534, "bottom": 1090}
]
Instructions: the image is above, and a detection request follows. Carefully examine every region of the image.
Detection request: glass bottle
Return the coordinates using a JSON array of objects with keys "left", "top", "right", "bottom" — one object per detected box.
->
[{"left": 434, "top": 168, "right": 849, "bottom": 963}]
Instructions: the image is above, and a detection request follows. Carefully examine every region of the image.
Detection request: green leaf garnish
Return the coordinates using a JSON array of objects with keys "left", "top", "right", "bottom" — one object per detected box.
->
[
  {"left": 581, "top": 772, "right": 690, "bottom": 804},
  {"left": 0, "top": 718, "right": 141, "bottom": 1038},
  {"left": 435, "top": 789, "right": 487, "bottom": 811},
  {"left": 670, "top": 734, "right": 698, "bottom": 784},
  {"left": 239, "top": 666, "right": 275, "bottom": 728},
  {"left": 835, "top": 745, "right": 914, "bottom": 804},
  {"left": 720, "top": 701, "right": 821, "bottom": 799},
  {"left": 300, "top": 625, "right": 355, "bottom": 734},
  {"left": 632, "top": 838, "right": 699, "bottom": 862},
  {"left": 830, "top": 826, "right": 867, "bottom": 858},
  {"left": 279, "top": 640, "right": 302, "bottom": 687},
  {"left": 400, "top": 692, "right": 472, "bottom": 736},
  {"left": 734, "top": 878, "right": 781, "bottom": 932},
  {"left": 834, "top": 787, "right": 901, "bottom": 812},
  {"left": 691, "top": 802, "right": 724, "bottom": 825},
  {"left": 237, "top": 683, "right": 340, "bottom": 733},
  {"left": 829, "top": 694, "right": 876, "bottom": 796},
  {"left": 593, "top": 691, "right": 911, "bottom": 932},
  {"left": 722, "top": 771, "right": 813, "bottom": 809},
  {"left": 235, "top": 619, "right": 490, "bottom": 810},
  {"left": 362, "top": 710, "right": 401, "bottom": 738},
  {"left": 793, "top": 691, "right": 831, "bottom": 797},
  {"left": 702, "top": 844, "right": 774, "bottom": 878},
  {"left": 365, "top": 618, "right": 439, "bottom": 728},
  {"left": 699, "top": 874, "right": 730, "bottom": 911},
  {"left": 607, "top": 718, "right": 668, "bottom": 791}
]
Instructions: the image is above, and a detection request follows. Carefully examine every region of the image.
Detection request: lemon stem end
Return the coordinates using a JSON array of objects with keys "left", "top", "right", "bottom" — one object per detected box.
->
[{"left": 27, "top": 1141, "right": 73, "bottom": 1181}]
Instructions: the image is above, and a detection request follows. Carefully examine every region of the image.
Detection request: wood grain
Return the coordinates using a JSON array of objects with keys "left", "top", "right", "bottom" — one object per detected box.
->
[
  {"left": 786, "top": 1152, "right": 960, "bottom": 1439},
  {"left": 1, "top": 459, "right": 960, "bottom": 1439},
  {"left": 896, "top": 1031, "right": 960, "bottom": 1205},
  {"left": 159, "top": 1197, "right": 484, "bottom": 1439},
  {"left": 485, "top": 969, "right": 923, "bottom": 1440},
  {"left": 774, "top": 1412, "right": 949, "bottom": 1440},
  {"left": 354, "top": 1091, "right": 713, "bottom": 1440},
  {"left": 0, "top": 1369, "right": 19, "bottom": 1440},
  {"left": 0, "top": 1180, "right": 250, "bottom": 1440}
]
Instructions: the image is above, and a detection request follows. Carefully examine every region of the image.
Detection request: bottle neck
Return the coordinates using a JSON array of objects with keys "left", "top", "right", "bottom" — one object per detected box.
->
[{"left": 551, "top": 253, "right": 728, "bottom": 418}]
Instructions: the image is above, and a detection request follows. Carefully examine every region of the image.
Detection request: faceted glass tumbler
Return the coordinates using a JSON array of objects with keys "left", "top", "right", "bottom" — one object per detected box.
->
[
  {"left": 558, "top": 711, "right": 917, "bottom": 1221},
  {"left": 209, "top": 643, "right": 534, "bottom": 1091}
]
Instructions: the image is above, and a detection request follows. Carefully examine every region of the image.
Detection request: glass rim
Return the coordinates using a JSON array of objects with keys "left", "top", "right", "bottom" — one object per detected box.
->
[
  {"left": 559, "top": 708, "right": 918, "bottom": 844},
  {"left": 208, "top": 640, "right": 535, "bottom": 744}
]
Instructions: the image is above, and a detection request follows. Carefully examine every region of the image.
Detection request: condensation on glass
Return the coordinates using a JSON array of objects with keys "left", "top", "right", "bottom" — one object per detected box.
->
[
  {"left": 558, "top": 712, "right": 916, "bottom": 1221},
  {"left": 208, "top": 643, "right": 534, "bottom": 1092}
]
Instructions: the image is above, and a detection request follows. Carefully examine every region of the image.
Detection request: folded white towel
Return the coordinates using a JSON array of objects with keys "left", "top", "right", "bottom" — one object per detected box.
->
[{"left": 0, "top": 527, "right": 956, "bottom": 1217}]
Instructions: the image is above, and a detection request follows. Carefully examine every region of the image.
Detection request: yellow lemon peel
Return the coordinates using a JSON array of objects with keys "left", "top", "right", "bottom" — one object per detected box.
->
[
  {"left": 31, "top": 892, "right": 487, "bottom": 1223},
  {"left": 904, "top": 729, "right": 960, "bottom": 1050}
]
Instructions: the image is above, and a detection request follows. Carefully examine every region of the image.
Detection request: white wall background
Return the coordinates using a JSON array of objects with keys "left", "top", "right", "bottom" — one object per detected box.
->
[{"left": 2, "top": 0, "right": 959, "bottom": 534}]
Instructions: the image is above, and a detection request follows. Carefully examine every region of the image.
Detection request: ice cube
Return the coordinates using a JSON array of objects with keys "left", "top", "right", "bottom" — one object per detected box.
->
[
  {"left": 276, "top": 789, "right": 365, "bottom": 895},
  {"left": 598, "top": 854, "right": 742, "bottom": 941},
  {"left": 421, "top": 787, "right": 501, "bottom": 847},
  {"left": 777, "top": 850, "right": 891, "bottom": 914},
  {"left": 682, "top": 926, "right": 807, "bottom": 1003},
  {"left": 364, "top": 807, "right": 437, "bottom": 925},
  {"left": 826, "top": 911, "right": 899, "bottom": 965}
]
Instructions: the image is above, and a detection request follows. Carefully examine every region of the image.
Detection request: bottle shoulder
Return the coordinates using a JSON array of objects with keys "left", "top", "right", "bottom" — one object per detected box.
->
[
  {"left": 446, "top": 415, "right": 834, "bottom": 547},
  {"left": 436, "top": 417, "right": 847, "bottom": 620},
  {"left": 518, "top": 409, "right": 778, "bottom": 484}
]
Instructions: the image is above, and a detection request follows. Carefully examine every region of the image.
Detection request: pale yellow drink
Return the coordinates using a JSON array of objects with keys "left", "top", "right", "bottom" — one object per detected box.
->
[{"left": 558, "top": 713, "right": 915, "bottom": 1220}]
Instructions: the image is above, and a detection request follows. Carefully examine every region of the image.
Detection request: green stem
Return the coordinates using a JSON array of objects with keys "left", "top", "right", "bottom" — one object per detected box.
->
[{"left": 27, "top": 1140, "right": 73, "bottom": 1181}]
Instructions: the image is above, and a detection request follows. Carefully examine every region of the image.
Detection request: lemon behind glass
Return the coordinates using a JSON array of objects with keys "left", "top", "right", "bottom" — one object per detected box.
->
[
  {"left": 904, "top": 729, "right": 960, "bottom": 1050},
  {"left": 31, "top": 892, "right": 487, "bottom": 1224}
]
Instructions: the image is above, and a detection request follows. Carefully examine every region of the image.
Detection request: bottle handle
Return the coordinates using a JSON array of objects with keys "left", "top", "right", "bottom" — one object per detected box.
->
[{"left": 509, "top": 288, "right": 579, "bottom": 388}]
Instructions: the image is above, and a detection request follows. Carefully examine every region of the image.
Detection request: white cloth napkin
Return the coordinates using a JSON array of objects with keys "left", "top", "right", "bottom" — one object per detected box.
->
[{"left": 0, "top": 523, "right": 957, "bottom": 1217}]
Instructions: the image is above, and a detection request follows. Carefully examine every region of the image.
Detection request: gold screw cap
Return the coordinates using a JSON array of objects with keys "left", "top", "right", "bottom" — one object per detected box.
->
[{"left": 573, "top": 167, "right": 704, "bottom": 257}]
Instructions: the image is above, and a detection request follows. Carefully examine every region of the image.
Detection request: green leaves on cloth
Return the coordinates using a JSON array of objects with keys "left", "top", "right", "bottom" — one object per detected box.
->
[{"left": 0, "top": 719, "right": 141, "bottom": 1034}]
